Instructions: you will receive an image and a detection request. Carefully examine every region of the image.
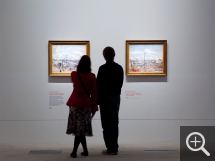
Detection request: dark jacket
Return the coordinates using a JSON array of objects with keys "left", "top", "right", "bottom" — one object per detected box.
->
[{"left": 97, "top": 60, "right": 124, "bottom": 99}]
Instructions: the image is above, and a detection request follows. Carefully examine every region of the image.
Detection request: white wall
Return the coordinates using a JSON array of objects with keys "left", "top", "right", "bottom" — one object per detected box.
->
[{"left": 0, "top": 0, "right": 215, "bottom": 144}]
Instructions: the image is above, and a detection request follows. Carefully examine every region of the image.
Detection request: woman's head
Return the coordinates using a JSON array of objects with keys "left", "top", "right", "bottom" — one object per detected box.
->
[{"left": 77, "top": 55, "right": 91, "bottom": 73}]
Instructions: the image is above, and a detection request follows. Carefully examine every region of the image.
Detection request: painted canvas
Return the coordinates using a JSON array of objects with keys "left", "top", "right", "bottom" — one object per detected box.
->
[
  {"left": 126, "top": 40, "right": 167, "bottom": 76},
  {"left": 49, "top": 41, "right": 90, "bottom": 76}
]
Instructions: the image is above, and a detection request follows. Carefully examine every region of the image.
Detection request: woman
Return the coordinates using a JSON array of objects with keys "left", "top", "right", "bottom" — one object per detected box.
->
[{"left": 66, "top": 55, "right": 98, "bottom": 158}]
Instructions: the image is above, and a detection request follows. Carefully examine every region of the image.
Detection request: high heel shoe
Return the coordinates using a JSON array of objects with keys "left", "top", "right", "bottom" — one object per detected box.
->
[
  {"left": 81, "top": 151, "right": 88, "bottom": 156},
  {"left": 70, "top": 152, "right": 77, "bottom": 158}
]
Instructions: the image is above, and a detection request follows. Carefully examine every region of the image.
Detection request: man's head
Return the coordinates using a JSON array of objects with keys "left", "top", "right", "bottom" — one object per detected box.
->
[{"left": 103, "top": 46, "right": 115, "bottom": 61}]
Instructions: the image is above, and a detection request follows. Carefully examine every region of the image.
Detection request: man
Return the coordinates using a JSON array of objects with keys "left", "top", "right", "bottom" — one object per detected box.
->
[{"left": 97, "top": 46, "right": 124, "bottom": 155}]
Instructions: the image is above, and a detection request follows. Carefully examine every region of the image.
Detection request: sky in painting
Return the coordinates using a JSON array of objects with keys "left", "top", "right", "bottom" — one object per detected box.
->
[
  {"left": 130, "top": 44, "right": 163, "bottom": 60},
  {"left": 52, "top": 45, "right": 86, "bottom": 60}
]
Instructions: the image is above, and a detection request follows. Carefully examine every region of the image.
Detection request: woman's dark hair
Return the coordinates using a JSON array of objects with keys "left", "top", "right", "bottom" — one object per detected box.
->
[
  {"left": 77, "top": 55, "right": 91, "bottom": 73},
  {"left": 103, "top": 46, "right": 115, "bottom": 61}
]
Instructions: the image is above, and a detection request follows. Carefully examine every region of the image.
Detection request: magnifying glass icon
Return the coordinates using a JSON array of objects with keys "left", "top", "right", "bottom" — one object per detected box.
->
[{"left": 186, "top": 132, "right": 210, "bottom": 156}]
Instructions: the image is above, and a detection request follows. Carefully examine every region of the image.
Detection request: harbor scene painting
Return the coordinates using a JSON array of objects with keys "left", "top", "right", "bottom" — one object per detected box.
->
[
  {"left": 52, "top": 45, "right": 85, "bottom": 73},
  {"left": 129, "top": 44, "right": 163, "bottom": 72},
  {"left": 126, "top": 40, "right": 167, "bottom": 76},
  {"left": 49, "top": 41, "right": 89, "bottom": 76}
]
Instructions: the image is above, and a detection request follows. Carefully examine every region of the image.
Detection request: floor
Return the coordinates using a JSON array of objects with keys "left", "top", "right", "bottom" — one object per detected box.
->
[{"left": 0, "top": 142, "right": 180, "bottom": 161}]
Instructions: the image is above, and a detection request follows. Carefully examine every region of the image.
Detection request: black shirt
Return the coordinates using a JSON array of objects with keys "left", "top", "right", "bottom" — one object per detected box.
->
[{"left": 97, "top": 60, "right": 124, "bottom": 96}]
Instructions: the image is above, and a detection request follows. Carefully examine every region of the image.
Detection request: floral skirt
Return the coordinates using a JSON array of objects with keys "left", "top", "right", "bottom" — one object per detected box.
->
[{"left": 66, "top": 106, "right": 93, "bottom": 136}]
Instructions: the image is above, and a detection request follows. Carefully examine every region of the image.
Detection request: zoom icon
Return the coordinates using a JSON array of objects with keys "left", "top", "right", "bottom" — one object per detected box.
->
[{"left": 186, "top": 132, "right": 210, "bottom": 156}]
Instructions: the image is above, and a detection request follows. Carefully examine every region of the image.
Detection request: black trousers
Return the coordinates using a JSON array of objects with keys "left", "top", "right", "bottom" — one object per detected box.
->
[{"left": 99, "top": 95, "right": 120, "bottom": 152}]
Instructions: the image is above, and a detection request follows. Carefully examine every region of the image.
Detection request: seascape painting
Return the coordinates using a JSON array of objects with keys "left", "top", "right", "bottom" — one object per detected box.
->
[
  {"left": 52, "top": 45, "right": 86, "bottom": 73},
  {"left": 49, "top": 41, "right": 90, "bottom": 76},
  {"left": 129, "top": 44, "right": 163, "bottom": 72},
  {"left": 126, "top": 40, "right": 167, "bottom": 76}
]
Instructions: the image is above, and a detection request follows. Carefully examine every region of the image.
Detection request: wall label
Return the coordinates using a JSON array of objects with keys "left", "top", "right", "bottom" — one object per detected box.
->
[
  {"left": 125, "top": 91, "right": 141, "bottom": 99},
  {"left": 49, "top": 91, "right": 65, "bottom": 108}
]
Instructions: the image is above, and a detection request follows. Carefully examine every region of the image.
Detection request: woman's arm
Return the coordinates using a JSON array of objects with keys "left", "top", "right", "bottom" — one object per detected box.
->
[{"left": 91, "top": 74, "right": 98, "bottom": 117}]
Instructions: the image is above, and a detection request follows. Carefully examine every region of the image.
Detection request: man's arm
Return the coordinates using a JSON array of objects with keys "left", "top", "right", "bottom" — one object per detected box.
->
[
  {"left": 119, "top": 66, "right": 124, "bottom": 88},
  {"left": 97, "top": 67, "right": 102, "bottom": 105}
]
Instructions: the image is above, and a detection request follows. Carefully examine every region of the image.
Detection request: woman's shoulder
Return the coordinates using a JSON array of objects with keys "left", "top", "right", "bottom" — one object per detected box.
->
[
  {"left": 83, "top": 72, "right": 96, "bottom": 79},
  {"left": 89, "top": 72, "right": 96, "bottom": 78},
  {"left": 73, "top": 71, "right": 95, "bottom": 78},
  {"left": 71, "top": 71, "right": 77, "bottom": 76},
  {"left": 71, "top": 71, "right": 79, "bottom": 80}
]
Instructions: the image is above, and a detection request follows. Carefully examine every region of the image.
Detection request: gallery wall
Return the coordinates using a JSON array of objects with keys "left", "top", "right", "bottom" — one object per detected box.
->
[{"left": 0, "top": 0, "right": 215, "bottom": 144}]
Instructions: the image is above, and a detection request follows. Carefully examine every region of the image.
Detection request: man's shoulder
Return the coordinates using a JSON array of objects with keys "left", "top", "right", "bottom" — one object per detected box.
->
[
  {"left": 114, "top": 62, "right": 123, "bottom": 71},
  {"left": 115, "top": 62, "right": 122, "bottom": 67},
  {"left": 99, "top": 62, "right": 123, "bottom": 71},
  {"left": 100, "top": 63, "right": 106, "bottom": 67},
  {"left": 98, "top": 64, "right": 106, "bottom": 70}
]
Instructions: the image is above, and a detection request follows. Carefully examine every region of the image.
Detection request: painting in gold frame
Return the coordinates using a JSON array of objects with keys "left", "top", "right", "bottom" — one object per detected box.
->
[
  {"left": 48, "top": 41, "right": 90, "bottom": 76},
  {"left": 126, "top": 40, "right": 167, "bottom": 76}
]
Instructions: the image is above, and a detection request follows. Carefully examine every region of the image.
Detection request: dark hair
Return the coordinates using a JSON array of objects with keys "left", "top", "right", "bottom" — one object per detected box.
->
[
  {"left": 103, "top": 46, "right": 115, "bottom": 61},
  {"left": 77, "top": 55, "right": 91, "bottom": 73}
]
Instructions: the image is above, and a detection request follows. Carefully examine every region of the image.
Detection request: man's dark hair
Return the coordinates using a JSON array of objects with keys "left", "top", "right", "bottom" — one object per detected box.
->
[
  {"left": 77, "top": 55, "right": 91, "bottom": 73},
  {"left": 103, "top": 46, "right": 115, "bottom": 61}
]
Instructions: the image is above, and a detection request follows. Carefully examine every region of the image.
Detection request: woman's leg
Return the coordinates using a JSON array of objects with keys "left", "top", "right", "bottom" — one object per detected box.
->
[
  {"left": 72, "top": 136, "right": 81, "bottom": 154},
  {"left": 80, "top": 135, "right": 88, "bottom": 156},
  {"left": 80, "top": 135, "right": 88, "bottom": 152}
]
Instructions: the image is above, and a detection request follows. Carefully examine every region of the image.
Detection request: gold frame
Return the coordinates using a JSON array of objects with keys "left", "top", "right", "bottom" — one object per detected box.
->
[
  {"left": 48, "top": 41, "right": 90, "bottom": 76},
  {"left": 126, "top": 40, "right": 167, "bottom": 76}
]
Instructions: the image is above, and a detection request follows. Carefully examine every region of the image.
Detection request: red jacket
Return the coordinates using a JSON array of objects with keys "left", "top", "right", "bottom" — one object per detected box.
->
[{"left": 66, "top": 71, "right": 98, "bottom": 114}]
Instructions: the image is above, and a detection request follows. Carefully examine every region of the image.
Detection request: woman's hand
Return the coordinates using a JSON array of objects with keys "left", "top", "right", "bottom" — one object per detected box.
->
[{"left": 91, "top": 112, "right": 95, "bottom": 118}]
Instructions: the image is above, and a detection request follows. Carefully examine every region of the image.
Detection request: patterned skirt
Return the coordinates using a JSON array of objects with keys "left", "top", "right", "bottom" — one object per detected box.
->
[{"left": 66, "top": 106, "right": 93, "bottom": 136}]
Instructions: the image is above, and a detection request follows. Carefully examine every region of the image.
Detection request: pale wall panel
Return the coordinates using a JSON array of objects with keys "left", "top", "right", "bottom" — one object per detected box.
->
[{"left": 0, "top": 0, "right": 215, "bottom": 143}]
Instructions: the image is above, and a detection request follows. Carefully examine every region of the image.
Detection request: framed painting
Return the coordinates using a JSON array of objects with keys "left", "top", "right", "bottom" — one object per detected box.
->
[
  {"left": 126, "top": 40, "right": 167, "bottom": 76},
  {"left": 48, "top": 41, "right": 90, "bottom": 76}
]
